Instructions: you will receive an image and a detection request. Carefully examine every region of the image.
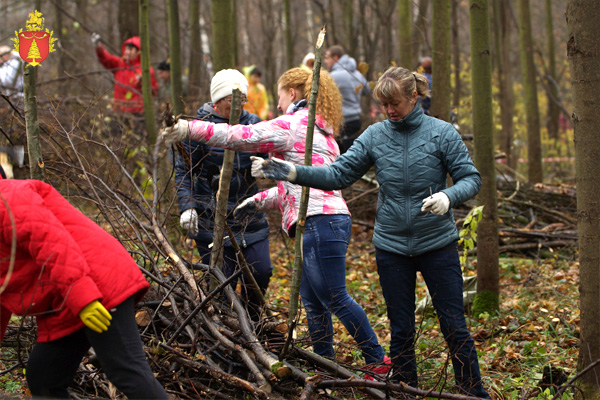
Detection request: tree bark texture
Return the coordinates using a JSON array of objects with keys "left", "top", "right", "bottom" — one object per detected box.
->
[
  {"left": 517, "top": 0, "right": 543, "bottom": 183},
  {"left": 567, "top": 0, "right": 600, "bottom": 397},
  {"left": 493, "top": 0, "right": 516, "bottom": 175},
  {"left": 430, "top": 0, "right": 451, "bottom": 121},
  {"left": 545, "top": 0, "right": 560, "bottom": 141},
  {"left": 188, "top": 0, "right": 202, "bottom": 99},
  {"left": 469, "top": 0, "right": 499, "bottom": 304},
  {"left": 167, "top": 0, "right": 184, "bottom": 115},
  {"left": 211, "top": 0, "right": 234, "bottom": 71},
  {"left": 119, "top": 0, "right": 139, "bottom": 44},
  {"left": 23, "top": 65, "right": 45, "bottom": 181},
  {"left": 139, "top": 0, "right": 157, "bottom": 145},
  {"left": 397, "top": 0, "right": 412, "bottom": 69}
]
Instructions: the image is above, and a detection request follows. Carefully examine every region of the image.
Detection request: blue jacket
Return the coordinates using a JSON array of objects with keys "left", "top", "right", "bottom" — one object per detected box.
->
[
  {"left": 174, "top": 103, "right": 269, "bottom": 246},
  {"left": 294, "top": 105, "right": 480, "bottom": 256},
  {"left": 330, "top": 55, "right": 371, "bottom": 123}
]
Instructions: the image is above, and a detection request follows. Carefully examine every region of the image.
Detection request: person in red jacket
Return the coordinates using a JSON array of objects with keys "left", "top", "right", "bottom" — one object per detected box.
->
[
  {"left": 92, "top": 34, "right": 158, "bottom": 114},
  {"left": 0, "top": 177, "right": 168, "bottom": 399}
]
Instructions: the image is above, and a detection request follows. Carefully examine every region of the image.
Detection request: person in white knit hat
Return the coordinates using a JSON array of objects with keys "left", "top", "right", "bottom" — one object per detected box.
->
[{"left": 173, "top": 69, "right": 273, "bottom": 322}]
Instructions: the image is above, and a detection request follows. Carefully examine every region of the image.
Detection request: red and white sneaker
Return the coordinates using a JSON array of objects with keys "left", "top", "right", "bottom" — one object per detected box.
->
[{"left": 364, "top": 356, "right": 392, "bottom": 381}]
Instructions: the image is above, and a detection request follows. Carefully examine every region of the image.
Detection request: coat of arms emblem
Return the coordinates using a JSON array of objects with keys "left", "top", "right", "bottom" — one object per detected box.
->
[{"left": 12, "top": 10, "right": 56, "bottom": 67}]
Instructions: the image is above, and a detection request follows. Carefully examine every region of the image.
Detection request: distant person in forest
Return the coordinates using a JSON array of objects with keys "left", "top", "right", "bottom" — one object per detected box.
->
[
  {"left": 0, "top": 177, "right": 168, "bottom": 399},
  {"left": 323, "top": 45, "right": 371, "bottom": 154},
  {"left": 156, "top": 59, "right": 188, "bottom": 108},
  {"left": 417, "top": 57, "right": 432, "bottom": 115},
  {"left": 171, "top": 69, "right": 273, "bottom": 321},
  {"left": 160, "top": 67, "right": 391, "bottom": 379},
  {"left": 0, "top": 45, "right": 23, "bottom": 99},
  {"left": 243, "top": 66, "right": 270, "bottom": 120},
  {"left": 91, "top": 33, "right": 158, "bottom": 114},
  {"left": 250, "top": 66, "right": 491, "bottom": 397}
]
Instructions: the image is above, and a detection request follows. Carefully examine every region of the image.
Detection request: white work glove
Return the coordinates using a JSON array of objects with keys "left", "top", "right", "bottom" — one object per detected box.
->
[
  {"left": 179, "top": 208, "right": 198, "bottom": 236},
  {"left": 160, "top": 120, "right": 190, "bottom": 146},
  {"left": 91, "top": 32, "right": 101, "bottom": 47},
  {"left": 250, "top": 156, "right": 297, "bottom": 182},
  {"left": 234, "top": 197, "right": 258, "bottom": 222},
  {"left": 421, "top": 192, "right": 450, "bottom": 216}
]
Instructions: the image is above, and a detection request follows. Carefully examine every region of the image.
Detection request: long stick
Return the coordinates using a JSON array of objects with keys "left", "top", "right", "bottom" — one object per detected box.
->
[{"left": 282, "top": 26, "right": 326, "bottom": 358}]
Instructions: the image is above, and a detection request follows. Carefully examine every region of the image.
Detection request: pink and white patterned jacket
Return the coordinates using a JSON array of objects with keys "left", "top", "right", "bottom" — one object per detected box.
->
[{"left": 187, "top": 107, "right": 350, "bottom": 235}]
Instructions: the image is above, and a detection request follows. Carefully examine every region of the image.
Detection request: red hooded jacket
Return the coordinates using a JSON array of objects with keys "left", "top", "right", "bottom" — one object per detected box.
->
[
  {"left": 0, "top": 180, "right": 149, "bottom": 342},
  {"left": 95, "top": 36, "right": 158, "bottom": 114}
]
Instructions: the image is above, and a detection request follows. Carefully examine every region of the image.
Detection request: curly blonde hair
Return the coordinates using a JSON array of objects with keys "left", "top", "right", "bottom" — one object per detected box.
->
[{"left": 278, "top": 67, "right": 343, "bottom": 136}]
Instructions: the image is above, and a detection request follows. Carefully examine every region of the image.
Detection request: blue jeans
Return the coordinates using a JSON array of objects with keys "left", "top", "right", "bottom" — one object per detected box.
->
[
  {"left": 197, "top": 237, "right": 273, "bottom": 320},
  {"left": 301, "top": 214, "right": 384, "bottom": 364},
  {"left": 376, "top": 245, "right": 489, "bottom": 397}
]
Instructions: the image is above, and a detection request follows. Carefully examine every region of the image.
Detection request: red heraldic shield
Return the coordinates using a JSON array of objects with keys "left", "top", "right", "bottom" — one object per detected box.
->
[{"left": 18, "top": 31, "right": 49, "bottom": 66}]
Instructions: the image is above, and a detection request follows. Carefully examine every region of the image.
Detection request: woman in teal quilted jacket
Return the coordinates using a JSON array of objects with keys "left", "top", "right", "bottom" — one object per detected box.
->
[{"left": 252, "top": 66, "right": 490, "bottom": 398}]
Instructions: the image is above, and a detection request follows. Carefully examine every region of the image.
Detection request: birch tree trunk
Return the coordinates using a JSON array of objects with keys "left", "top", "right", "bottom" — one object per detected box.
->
[
  {"left": 567, "top": 0, "right": 600, "bottom": 396},
  {"left": 469, "top": 0, "right": 499, "bottom": 314}
]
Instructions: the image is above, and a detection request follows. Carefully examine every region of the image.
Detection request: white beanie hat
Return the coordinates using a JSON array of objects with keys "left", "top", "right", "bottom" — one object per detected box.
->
[
  {"left": 302, "top": 52, "right": 315, "bottom": 66},
  {"left": 210, "top": 69, "right": 249, "bottom": 103}
]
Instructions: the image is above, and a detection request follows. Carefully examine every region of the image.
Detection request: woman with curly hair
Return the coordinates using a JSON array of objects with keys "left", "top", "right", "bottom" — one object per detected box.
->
[{"left": 162, "top": 67, "right": 390, "bottom": 377}]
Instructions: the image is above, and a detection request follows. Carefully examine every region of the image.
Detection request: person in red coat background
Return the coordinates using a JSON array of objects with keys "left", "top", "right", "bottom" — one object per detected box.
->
[
  {"left": 91, "top": 34, "right": 158, "bottom": 114},
  {"left": 0, "top": 176, "right": 168, "bottom": 399}
]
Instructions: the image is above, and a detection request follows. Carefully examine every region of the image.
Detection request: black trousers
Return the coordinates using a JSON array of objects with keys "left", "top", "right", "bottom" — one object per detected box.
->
[{"left": 27, "top": 296, "right": 168, "bottom": 399}]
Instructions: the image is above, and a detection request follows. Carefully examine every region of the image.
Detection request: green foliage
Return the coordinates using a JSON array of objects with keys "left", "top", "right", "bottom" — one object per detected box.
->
[{"left": 458, "top": 205, "right": 484, "bottom": 268}]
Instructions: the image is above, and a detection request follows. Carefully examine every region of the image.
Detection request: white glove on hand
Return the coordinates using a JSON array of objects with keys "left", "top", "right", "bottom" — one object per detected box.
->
[
  {"left": 251, "top": 156, "right": 297, "bottom": 182},
  {"left": 421, "top": 192, "right": 450, "bottom": 215},
  {"left": 160, "top": 120, "right": 190, "bottom": 146},
  {"left": 91, "top": 32, "right": 101, "bottom": 47},
  {"left": 234, "top": 197, "right": 258, "bottom": 222},
  {"left": 180, "top": 209, "right": 198, "bottom": 236}
]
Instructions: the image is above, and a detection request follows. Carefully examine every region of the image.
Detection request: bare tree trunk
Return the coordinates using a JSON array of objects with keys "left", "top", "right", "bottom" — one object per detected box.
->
[
  {"left": 469, "top": 0, "right": 499, "bottom": 314},
  {"left": 429, "top": 0, "right": 450, "bottom": 121},
  {"left": 342, "top": 0, "right": 356, "bottom": 57},
  {"left": 23, "top": 65, "right": 44, "bottom": 181},
  {"left": 167, "top": 0, "right": 184, "bottom": 115},
  {"left": 451, "top": 0, "right": 461, "bottom": 108},
  {"left": 412, "top": 0, "right": 430, "bottom": 65},
  {"left": 545, "top": 0, "right": 559, "bottom": 142},
  {"left": 119, "top": 0, "right": 139, "bottom": 44},
  {"left": 567, "top": 0, "right": 600, "bottom": 397},
  {"left": 209, "top": 0, "right": 236, "bottom": 269},
  {"left": 139, "top": 0, "right": 157, "bottom": 145},
  {"left": 397, "top": 0, "right": 412, "bottom": 69},
  {"left": 284, "top": 0, "right": 294, "bottom": 69},
  {"left": 518, "top": 0, "right": 543, "bottom": 183},
  {"left": 211, "top": 0, "right": 234, "bottom": 71},
  {"left": 493, "top": 0, "right": 516, "bottom": 176},
  {"left": 188, "top": 0, "right": 202, "bottom": 100}
]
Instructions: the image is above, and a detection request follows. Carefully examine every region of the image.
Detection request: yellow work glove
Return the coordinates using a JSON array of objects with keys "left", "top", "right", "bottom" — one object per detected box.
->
[{"left": 79, "top": 300, "right": 112, "bottom": 333}]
